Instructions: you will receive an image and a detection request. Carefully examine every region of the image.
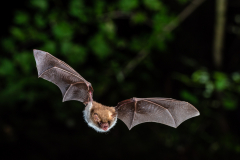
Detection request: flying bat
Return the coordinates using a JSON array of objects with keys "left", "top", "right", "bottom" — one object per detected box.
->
[{"left": 33, "top": 49, "right": 200, "bottom": 132}]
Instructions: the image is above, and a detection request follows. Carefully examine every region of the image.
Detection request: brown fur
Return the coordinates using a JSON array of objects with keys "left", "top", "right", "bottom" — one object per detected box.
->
[{"left": 90, "top": 101, "right": 116, "bottom": 125}]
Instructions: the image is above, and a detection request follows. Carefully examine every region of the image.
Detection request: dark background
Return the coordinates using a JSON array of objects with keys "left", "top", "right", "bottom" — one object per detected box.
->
[{"left": 1, "top": 0, "right": 240, "bottom": 159}]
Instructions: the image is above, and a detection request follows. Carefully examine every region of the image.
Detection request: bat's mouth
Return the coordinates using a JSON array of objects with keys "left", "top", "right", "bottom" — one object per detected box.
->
[{"left": 99, "top": 122, "right": 109, "bottom": 131}]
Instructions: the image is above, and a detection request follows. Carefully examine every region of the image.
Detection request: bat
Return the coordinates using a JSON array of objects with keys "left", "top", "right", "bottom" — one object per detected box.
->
[{"left": 33, "top": 49, "right": 200, "bottom": 132}]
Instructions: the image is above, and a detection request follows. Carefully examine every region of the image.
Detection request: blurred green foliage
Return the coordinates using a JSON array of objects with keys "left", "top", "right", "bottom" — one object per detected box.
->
[{"left": 0, "top": 0, "right": 240, "bottom": 159}]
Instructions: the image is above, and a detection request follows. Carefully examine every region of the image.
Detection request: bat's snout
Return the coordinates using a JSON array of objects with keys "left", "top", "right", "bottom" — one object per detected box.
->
[{"left": 100, "top": 122, "right": 109, "bottom": 131}]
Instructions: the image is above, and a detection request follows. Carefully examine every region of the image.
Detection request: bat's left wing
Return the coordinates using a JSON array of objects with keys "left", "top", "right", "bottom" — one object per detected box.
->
[
  {"left": 33, "top": 49, "right": 93, "bottom": 104},
  {"left": 116, "top": 97, "right": 200, "bottom": 130}
]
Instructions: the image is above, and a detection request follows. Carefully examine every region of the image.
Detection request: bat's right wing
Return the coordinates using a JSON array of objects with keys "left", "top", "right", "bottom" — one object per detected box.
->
[
  {"left": 116, "top": 97, "right": 199, "bottom": 130},
  {"left": 33, "top": 49, "right": 93, "bottom": 104}
]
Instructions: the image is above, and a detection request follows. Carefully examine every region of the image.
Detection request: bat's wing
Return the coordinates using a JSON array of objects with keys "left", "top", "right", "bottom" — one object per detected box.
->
[
  {"left": 116, "top": 97, "right": 200, "bottom": 130},
  {"left": 33, "top": 49, "right": 93, "bottom": 104}
]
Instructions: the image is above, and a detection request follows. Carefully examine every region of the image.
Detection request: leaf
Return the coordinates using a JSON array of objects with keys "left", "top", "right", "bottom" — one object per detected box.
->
[
  {"left": 111, "top": 61, "right": 120, "bottom": 73},
  {"left": 69, "top": 0, "right": 87, "bottom": 22},
  {"left": 42, "top": 40, "right": 56, "bottom": 54},
  {"left": 232, "top": 72, "right": 240, "bottom": 83},
  {"left": 100, "top": 21, "right": 116, "bottom": 39},
  {"left": 14, "top": 11, "right": 29, "bottom": 25},
  {"left": 153, "top": 12, "right": 171, "bottom": 32},
  {"left": 94, "top": 0, "right": 105, "bottom": 16},
  {"left": 119, "top": 0, "right": 139, "bottom": 11},
  {"left": 192, "top": 69, "right": 210, "bottom": 84},
  {"left": 52, "top": 22, "right": 73, "bottom": 40},
  {"left": 10, "top": 27, "right": 25, "bottom": 41},
  {"left": 88, "top": 34, "right": 111, "bottom": 60},
  {"left": 1, "top": 38, "right": 15, "bottom": 53},
  {"left": 180, "top": 90, "right": 198, "bottom": 104},
  {"left": 131, "top": 12, "right": 147, "bottom": 24},
  {"left": 173, "top": 72, "right": 192, "bottom": 85},
  {"left": 34, "top": 14, "right": 46, "bottom": 28},
  {"left": 143, "top": 0, "right": 162, "bottom": 11},
  {"left": 203, "top": 81, "right": 214, "bottom": 98},
  {"left": 130, "top": 36, "right": 148, "bottom": 51},
  {"left": 27, "top": 27, "right": 48, "bottom": 41},
  {"left": 15, "top": 52, "right": 33, "bottom": 75},
  {"left": 0, "top": 59, "right": 16, "bottom": 77},
  {"left": 61, "top": 42, "right": 87, "bottom": 64},
  {"left": 30, "top": 0, "right": 48, "bottom": 10},
  {"left": 213, "top": 72, "right": 229, "bottom": 91},
  {"left": 222, "top": 96, "right": 237, "bottom": 110},
  {"left": 0, "top": 79, "right": 27, "bottom": 102}
]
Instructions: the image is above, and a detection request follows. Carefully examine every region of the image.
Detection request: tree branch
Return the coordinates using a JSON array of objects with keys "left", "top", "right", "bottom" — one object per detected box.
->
[
  {"left": 118, "top": 0, "right": 206, "bottom": 80},
  {"left": 213, "top": 0, "right": 227, "bottom": 69}
]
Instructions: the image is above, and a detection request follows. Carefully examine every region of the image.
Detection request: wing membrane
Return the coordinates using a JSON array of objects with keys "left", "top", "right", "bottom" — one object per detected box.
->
[
  {"left": 33, "top": 49, "right": 93, "bottom": 103},
  {"left": 116, "top": 97, "right": 199, "bottom": 130}
]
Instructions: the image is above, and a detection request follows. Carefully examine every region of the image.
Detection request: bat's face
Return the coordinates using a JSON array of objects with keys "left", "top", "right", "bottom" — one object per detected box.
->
[{"left": 90, "top": 108, "right": 117, "bottom": 132}]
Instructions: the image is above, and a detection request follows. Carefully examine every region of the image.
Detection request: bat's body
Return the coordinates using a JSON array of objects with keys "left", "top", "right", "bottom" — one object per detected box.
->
[{"left": 33, "top": 49, "right": 200, "bottom": 132}]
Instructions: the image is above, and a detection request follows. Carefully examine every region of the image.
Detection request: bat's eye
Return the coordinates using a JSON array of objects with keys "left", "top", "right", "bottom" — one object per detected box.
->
[{"left": 94, "top": 113, "right": 98, "bottom": 115}]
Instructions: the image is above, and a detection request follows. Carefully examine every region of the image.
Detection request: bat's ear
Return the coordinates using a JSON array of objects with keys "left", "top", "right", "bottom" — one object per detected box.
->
[
  {"left": 93, "top": 113, "right": 100, "bottom": 122},
  {"left": 112, "top": 112, "right": 117, "bottom": 118}
]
